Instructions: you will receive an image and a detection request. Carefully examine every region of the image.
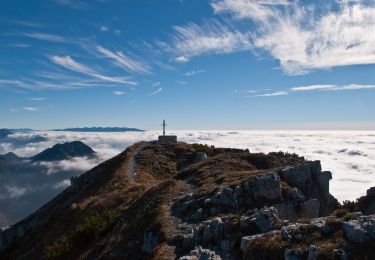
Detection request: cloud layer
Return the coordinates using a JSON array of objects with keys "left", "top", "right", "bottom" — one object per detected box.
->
[{"left": 2, "top": 130, "right": 375, "bottom": 203}]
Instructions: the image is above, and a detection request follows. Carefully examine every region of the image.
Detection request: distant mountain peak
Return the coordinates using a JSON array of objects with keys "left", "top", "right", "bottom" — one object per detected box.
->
[
  {"left": 31, "top": 141, "right": 95, "bottom": 162},
  {"left": 0, "top": 152, "right": 19, "bottom": 161}
]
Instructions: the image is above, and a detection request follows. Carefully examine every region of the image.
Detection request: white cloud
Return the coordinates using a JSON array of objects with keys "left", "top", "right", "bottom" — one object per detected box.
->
[
  {"left": 100, "top": 26, "right": 109, "bottom": 32},
  {"left": 113, "top": 91, "right": 125, "bottom": 95},
  {"left": 53, "top": 179, "right": 70, "bottom": 189},
  {"left": 152, "top": 81, "right": 161, "bottom": 87},
  {"left": 2, "top": 185, "right": 28, "bottom": 199},
  {"left": 22, "top": 107, "right": 39, "bottom": 112},
  {"left": 96, "top": 46, "right": 151, "bottom": 74},
  {"left": 36, "top": 157, "right": 99, "bottom": 175},
  {"left": 254, "top": 90, "right": 288, "bottom": 97},
  {"left": 50, "top": 55, "right": 137, "bottom": 85},
  {"left": 175, "top": 56, "right": 189, "bottom": 63},
  {"left": 291, "top": 85, "right": 337, "bottom": 92},
  {"left": 149, "top": 87, "right": 162, "bottom": 95},
  {"left": 30, "top": 97, "right": 48, "bottom": 101},
  {"left": 211, "top": 0, "right": 375, "bottom": 74},
  {"left": 184, "top": 69, "right": 206, "bottom": 76},
  {"left": 171, "top": 19, "right": 251, "bottom": 61},
  {"left": 23, "top": 32, "right": 66, "bottom": 42},
  {"left": 291, "top": 84, "right": 375, "bottom": 92},
  {"left": 176, "top": 80, "right": 188, "bottom": 85}
]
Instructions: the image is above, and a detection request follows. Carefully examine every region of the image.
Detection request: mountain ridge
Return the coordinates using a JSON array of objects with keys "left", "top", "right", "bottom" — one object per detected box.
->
[{"left": 0, "top": 141, "right": 374, "bottom": 259}]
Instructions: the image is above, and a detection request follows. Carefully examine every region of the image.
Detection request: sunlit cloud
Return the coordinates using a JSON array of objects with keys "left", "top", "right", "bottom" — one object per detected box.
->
[
  {"left": 211, "top": 0, "right": 375, "bottom": 74},
  {"left": 169, "top": 19, "right": 251, "bottom": 62}
]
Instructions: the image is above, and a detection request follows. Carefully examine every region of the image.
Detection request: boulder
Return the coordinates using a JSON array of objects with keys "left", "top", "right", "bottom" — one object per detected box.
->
[
  {"left": 274, "top": 202, "right": 298, "bottom": 221},
  {"left": 342, "top": 214, "right": 375, "bottom": 243},
  {"left": 280, "top": 161, "right": 334, "bottom": 216},
  {"left": 299, "top": 199, "right": 320, "bottom": 219},
  {"left": 243, "top": 207, "right": 281, "bottom": 233},
  {"left": 179, "top": 246, "right": 221, "bottom": 260},
  {"left": 195, "top": 152, "right": 207, "bottom": 162},
  {"left": 358, "top": 187, "right": 375, "bottom": 214},
  {"left": 248, "top": 172, "right": 282, "bottom": 201},
  {"left": 202, "top": 217, "right": 227, "bottom": 244},
  {"left": 287, "top": 187, "right": 305, "bottom": 202}
]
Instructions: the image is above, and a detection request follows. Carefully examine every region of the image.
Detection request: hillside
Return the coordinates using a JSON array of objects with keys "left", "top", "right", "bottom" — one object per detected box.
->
[{"left": 0, "top": 141, "right": 374, "bottom": 259}]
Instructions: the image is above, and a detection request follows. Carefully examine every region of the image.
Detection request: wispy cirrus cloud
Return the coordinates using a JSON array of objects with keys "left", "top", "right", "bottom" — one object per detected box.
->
[
  {"left": 22, "top": 32, "right": 67, "bottom": 42},
  {"left": 184, "top": 69, "right": 206, "bottom": 76},
  {"left": 22, "top": 107, "right": 39, "bottom": 112},
  {"left": 253, "top": 90, "right": 288, "bottom": 97},
  {"left": 49, "top": 0, "right": 88, "bottom": 9},
  {"left": 211, "top": 0, "right": 375, "bottom": 74},
  {"left": 152, "top": 81, "right": 161, "bottom": 87},
  {"left": 113, "top": 91, "right": 125, "bottom": 95},
  {"left": 96, "top": 45, "right": 151, "bottom": 74},
  {"left": 249, "top": 83, "right": 375, "bottom": 97},
  {"left": 167, "top": 19, "right": 251, "bottom": 63},
  {"left": 149, "top": 87, "right": 162, "bottom": 95},
  {"left": 291, "top": 84, "right": 375, "bottom": 92},
  {"left": 30, "top": 97, "right": 48, "bottom": 101},
  {"left": 50, "top": 55, "right": 137, "bottom": 85}
]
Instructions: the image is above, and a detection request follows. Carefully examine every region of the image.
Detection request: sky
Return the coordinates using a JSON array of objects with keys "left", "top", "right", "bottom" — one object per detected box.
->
[{"left": 1, "top": 0, "right": 375, "bottom": 130}]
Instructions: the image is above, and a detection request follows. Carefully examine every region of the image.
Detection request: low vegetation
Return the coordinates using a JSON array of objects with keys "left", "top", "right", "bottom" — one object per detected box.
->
[{"left": 44, "top": 210, "right": 117, "bottom": 259}]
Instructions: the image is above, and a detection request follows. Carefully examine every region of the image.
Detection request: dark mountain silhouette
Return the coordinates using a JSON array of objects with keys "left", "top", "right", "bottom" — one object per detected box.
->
[
  {"left": 0, "top": 152, "right": 20, "bottom": 162},
  {"left": 55, "top": 127, "right": 144, "bottom": 132},
  {"left": 1, "top": 141, "right": 374, "bottom": 259},
  {"left": 31, "top": 141, "right": 96, "bottom": 162}
]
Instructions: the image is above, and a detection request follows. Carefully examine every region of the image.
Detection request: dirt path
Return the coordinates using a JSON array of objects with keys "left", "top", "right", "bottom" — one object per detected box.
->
[{"left": 127, "top": 142, "right": 149, "bottom": 181}]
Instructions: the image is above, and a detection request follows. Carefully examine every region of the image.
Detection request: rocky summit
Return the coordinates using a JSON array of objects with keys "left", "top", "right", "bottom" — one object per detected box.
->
[{"left": 0, "top": 141, "right": 374, "bottom": 259}]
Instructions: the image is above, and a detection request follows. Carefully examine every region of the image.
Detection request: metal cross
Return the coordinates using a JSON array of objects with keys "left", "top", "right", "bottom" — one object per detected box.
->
[{"left": 162, "top": 120, "right": 166, "bottom": 136}]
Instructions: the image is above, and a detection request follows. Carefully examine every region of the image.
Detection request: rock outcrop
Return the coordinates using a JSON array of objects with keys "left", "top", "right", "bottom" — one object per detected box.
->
[{"left": 358, "top": 187, "right": 375, "bottom": 215}]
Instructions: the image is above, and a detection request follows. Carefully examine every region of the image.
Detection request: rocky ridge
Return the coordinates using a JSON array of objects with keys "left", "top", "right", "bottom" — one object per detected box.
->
[{"left": 0, "top": 141, "right": 374, "bottom": 259}]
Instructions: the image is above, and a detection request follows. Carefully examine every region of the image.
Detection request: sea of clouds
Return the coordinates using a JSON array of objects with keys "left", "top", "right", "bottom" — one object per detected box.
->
[{"left": 1, "top": 130, "right": 375, "bottom": 203}]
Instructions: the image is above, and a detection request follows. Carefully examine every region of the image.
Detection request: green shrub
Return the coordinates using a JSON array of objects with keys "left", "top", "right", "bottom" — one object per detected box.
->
[
  {"left": 341, "top": 200, "right": 359, "bottom": 212},
  {"left": 44, "top": 210, "right": 117, "bottom": 259},
  {"left": 192, "top": 143, "right": 215, "bottom": 156}
]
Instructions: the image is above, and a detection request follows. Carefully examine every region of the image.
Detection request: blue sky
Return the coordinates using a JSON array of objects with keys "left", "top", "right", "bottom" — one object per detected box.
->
[{"left": 1, "top": 0, "right": 375, "bottom": 130}]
